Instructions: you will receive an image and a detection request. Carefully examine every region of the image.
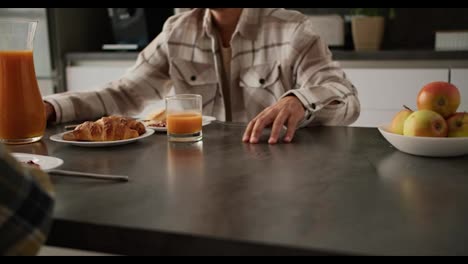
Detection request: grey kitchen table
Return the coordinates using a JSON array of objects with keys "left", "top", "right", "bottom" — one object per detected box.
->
[{"left": 8, "top": 122, "right": 468, "bottom": 255}]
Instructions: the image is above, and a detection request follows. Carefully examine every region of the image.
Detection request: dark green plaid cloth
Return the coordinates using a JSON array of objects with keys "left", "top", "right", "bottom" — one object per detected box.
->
[{"left": 0, "top": 144, "right": 54, "bottom": 256}]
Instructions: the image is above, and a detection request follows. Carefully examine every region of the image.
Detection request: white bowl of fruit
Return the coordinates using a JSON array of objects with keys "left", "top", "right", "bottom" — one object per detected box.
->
[{"left": 378, "top": 81, "right": 468, "bottom": 157}]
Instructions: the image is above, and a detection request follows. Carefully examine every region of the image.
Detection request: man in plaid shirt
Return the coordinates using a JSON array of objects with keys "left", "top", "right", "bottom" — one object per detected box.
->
[
  {"left": 0, "top": 144, "right": 54, "bottom": 256},
  {"left": 44, "top": 8, "right": 360, "bottom": 144}
]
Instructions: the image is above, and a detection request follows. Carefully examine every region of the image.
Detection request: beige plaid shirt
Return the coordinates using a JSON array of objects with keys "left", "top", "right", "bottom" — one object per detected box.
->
[{"left": 45, "top": 8, "right": 360, "bottom": 126}]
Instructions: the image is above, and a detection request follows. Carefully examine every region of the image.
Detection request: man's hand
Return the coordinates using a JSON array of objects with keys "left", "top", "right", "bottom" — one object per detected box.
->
[
  {"left": 242, "top": 96, "right": 306, "bottom": 144},
  {"left": 44, "top": 102, "right": 56, "bottom": 123}
]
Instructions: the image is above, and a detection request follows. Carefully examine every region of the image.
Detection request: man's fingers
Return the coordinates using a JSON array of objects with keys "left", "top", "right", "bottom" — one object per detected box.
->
[
  {"left": 284, "top": 115, "right": 301, "bottom": 143},
  {"left": 269, "top": 110, "right": 289, "bottom": 144},
  {"left": 243, "top": 120, "right": 256, "bottom": 142},
  {"left": 250, "top": 115, "right": 274, "bottom": 144}
]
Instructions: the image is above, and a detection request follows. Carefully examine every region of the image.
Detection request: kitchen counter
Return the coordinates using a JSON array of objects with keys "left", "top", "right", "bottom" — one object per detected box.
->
[
  {"left": 8, "top": 122, "right": 468, "bottom": 255},
  {"left": 333, "top": 50, "right": 468, "bottom": 68},
  {"left": 66, "top": 50, "right": 468, "bottom": 68},
  {"left": 66, "top": 52, "right": 139, "bottom": 63},
  {"left": 67, "top": 50, "right": 468, "bottom": 61},
  {"left": 332, "top": 49, "right": 468, "bottom": 61}
]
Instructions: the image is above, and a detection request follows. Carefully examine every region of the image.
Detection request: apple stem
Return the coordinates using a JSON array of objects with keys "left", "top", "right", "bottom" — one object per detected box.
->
[{"left": 403, "top": 105, "right": 413, "bottom": 112}]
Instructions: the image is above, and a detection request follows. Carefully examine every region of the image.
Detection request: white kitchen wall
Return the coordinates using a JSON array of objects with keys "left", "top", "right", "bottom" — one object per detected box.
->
[{"left": 450, "top": 69, "right": 468, "bottom": 112}]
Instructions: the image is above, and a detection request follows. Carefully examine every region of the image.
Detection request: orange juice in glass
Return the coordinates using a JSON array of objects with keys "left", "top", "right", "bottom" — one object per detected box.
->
[
  {"left": 0, "top": 20, "right": 46, "bottom": 144},
  {"left": 166, "top": 94, "right": 202, "bottom": 142}
]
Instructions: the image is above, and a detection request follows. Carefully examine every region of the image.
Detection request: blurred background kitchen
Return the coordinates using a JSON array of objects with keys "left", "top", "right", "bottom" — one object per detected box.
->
[{"left": 2, "top": 8, "right": 468, "bottom": 128}]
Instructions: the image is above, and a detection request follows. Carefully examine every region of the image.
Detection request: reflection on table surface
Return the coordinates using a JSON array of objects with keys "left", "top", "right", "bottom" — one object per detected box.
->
[{"left": 6, "top": 139, "right": 49, "bottom": 156}]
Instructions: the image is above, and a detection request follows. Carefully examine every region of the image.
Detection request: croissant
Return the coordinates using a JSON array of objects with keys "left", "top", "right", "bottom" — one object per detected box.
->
[{"left": 63, "top": 116, "right": 146, "bottom": 142}]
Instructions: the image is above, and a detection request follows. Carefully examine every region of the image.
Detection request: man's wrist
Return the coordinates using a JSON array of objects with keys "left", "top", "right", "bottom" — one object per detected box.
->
[
  {"left": 285, "top": 94, "right": 307, "bottom": 111},
  {"left": 44, "top": 101, "right": 56, "bottom": 123}
]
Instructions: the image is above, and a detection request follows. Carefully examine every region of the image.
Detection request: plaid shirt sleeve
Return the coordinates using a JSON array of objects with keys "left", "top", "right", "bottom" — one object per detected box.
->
[
  {"left": 0, "top": 145, "right": 54, "bottom": 256},
  {"left": 43, "top": 16, "right": 175, "bottom": 124},
  {"left": 282, "top": 18, "right": 361, "bottom": 127}
]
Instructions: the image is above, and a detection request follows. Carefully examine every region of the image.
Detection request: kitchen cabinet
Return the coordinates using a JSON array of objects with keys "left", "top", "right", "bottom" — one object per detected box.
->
[
  {"left": 343, "top": 68, "right": 449, "bottom": 127},
  {"left": 66, "top": 62, "right": 133, "bottom": 92},
  {"left": 450, "top": 69, "right": 468, "bottom": 112}
]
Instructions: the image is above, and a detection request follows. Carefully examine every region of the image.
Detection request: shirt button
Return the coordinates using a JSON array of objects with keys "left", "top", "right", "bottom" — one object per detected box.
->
[
  {"left": 311, "top": 103, "right": 316, "bottom": 110},
  {"left": 191, "top": 75, "right": 197, "bottom": 81},
  {"left": 259, "top": 78, "right": 265, "bottom": 85}
]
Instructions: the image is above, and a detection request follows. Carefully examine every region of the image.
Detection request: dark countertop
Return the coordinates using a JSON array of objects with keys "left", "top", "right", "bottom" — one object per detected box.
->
[
  {"left": 66, "top": 50, "right": 468, "bottom": 63},
  {"left": 331, "top": 49, "right": 468, "bottom": 61},
  {"left": 8, "top": 123, "right": 468, "bottom": 255},
  {"left": 66, "top": 52, "right": 139, "bottom": 62}
]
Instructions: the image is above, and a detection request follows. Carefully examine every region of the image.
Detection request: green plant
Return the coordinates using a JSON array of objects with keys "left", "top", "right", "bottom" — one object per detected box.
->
[{"left": 351, "top": 8, "right": 396, "bottom": 19}]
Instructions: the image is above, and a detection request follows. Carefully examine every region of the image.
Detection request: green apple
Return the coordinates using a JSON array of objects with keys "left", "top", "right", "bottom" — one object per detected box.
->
[
  {"left": 403, "top": 110, "right": 448, "bottom": 137},
  {"left": 447, "top": 113, "right": 468, "bottom": 137},
  {"left": 390, "top": 108, "right": 413, "bottom": 135}
]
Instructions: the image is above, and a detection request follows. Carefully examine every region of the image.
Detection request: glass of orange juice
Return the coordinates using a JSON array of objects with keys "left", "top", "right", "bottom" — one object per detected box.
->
[{"left": 165, "top": 94, "right": 203, "bottom": 142}]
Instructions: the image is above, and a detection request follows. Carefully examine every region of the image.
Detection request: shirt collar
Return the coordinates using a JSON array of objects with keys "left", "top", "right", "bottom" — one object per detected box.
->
[{"left": 202, "top": 8, "right": 261, "bottom": 41}]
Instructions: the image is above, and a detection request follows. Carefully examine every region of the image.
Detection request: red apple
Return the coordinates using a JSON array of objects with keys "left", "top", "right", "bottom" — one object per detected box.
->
[
  {"left": 417, "top": 81, "right": 460, "bottom": 118},
  {"left": 403, "top": 110, "right": 448, "bottom": 137},
  {"left": 390, "top": 107, "right": 413, "bottom": 135},
  {"left": 447, "top": 113, "right": 468, "bottom": 137}
]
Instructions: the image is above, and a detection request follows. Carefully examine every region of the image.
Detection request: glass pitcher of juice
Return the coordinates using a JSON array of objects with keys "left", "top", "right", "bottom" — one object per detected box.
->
[{"left": 0, "top": 20, "right": 46, "bottom": 144}]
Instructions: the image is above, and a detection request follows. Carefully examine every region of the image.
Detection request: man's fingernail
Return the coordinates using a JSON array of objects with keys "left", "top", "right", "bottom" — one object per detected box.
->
[
  {"left": 268, "top": 138, "right": 276, "bottom": 144},
  {"left": 243, "top": 137, "right": 249, "bottom": 142},
  {"left": 250, "top": 137, "right": 257, "bottom": 143},
  {"left": 284, "top": 136, "right": 291, "bottom": 142}
]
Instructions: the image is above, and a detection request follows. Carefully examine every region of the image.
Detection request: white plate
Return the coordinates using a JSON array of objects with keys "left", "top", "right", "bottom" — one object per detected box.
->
[
  {"left": 378, "top": 124, "right": 468, "bottom": 157},
  {"left": 12, "top": 153, "right": 63, "bottom": 171},
  {"left": 146, "top": 116, "right": 216, "bottom": 132},
  {"left": 50, "top": 129, "right": 155, "bottom": 147}
]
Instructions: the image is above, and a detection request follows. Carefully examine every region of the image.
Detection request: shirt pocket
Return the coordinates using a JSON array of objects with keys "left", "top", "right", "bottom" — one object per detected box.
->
[
  {"left": 171, "top": 58, "right": 219, "bottom": 114},
  {"left": 239, "top": 61, "right": 285, "bottom": 116}
]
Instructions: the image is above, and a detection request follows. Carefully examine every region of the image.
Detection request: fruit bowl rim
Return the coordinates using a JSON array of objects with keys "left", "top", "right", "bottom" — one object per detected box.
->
[{"left": 378, "top": 124, "right": 468, "bottom": 141}]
